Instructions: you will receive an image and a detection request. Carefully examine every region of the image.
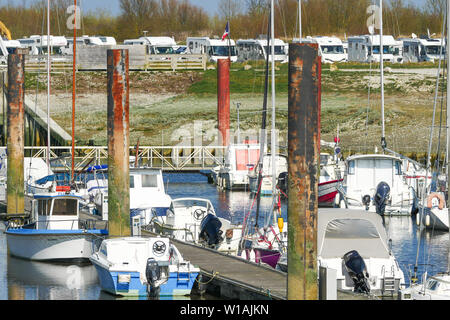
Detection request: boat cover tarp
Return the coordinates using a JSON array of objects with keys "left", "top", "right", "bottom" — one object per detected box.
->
[{"left": 318, "top": 208, "right": 390, "bottom": 259}]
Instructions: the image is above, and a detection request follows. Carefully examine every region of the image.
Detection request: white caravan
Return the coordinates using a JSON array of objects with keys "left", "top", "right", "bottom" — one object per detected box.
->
[
  {"left": 338, "top": 154, "right": 415, "bottom": 216},
  {"left": 98, "top": 36, "right": 117, "bottom": 46},
  {"left": 187, "top": 37, "right": 237, "bottom": 62},
  {"left": 139, "top": 36, "right": 177, "bottom": 54},
  {"left": 18, "top": 35, "right": 67, "bottom": 55},
  {"left": 402, "top": 36, "right": 446, "bottom": 63},
  {"left": 123, "top": 39, "right": 146, "bottom": 46},
  {"left": 347, "top": 35, "right": 403, "bottom": 63},
  {"left": 236, "top": 38, "right": 288, "bottom": 63},
  {"left": 295, "top": 36, "right": 347, "bottom": 64}
]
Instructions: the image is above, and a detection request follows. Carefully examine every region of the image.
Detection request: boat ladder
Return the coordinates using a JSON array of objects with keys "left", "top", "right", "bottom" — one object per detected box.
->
[
  {"left": 382, "top": 265, "right": 396, "bottom": 295},
  {"left": 177, "top": 261, "right": 191, "bottom": 283}
]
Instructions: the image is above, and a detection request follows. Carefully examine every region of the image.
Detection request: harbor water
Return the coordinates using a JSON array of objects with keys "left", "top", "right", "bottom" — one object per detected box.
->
[{"left": 0, "top": 172, "right": 448, "bottom": 300}]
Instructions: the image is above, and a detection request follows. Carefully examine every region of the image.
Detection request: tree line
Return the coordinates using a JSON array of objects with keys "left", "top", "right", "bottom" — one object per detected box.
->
[{"left": 0, "top": 0, "right": 446, "bottom": 43}]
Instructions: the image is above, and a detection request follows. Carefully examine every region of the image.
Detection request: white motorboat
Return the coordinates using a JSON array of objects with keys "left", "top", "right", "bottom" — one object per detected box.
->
[
  {"left": 401, "top": 273, "right": 450, "bottom": 300},
  {"left": 213, "top": 141, "right": 261, "bottom": 190},
  {"left": 318, "top": 208, "right": 406, "bottom": 296},
  {"left": 338, "top": 154, "right": 416, "bottom": 216},
  {"left": 90, "top": 236, "right": 199, "bottom": 297},
  {"left": 84, "top": 167, "right": 172, "bottom": 221},
  {"left": 148, "top": 197, "right": 243, "bottom": 255},
  {"left": 5, "top": 193, "right": 108, "bottom": 262},
  {"left": 248, "top": 154, "right": 288, "bottom": 196}
]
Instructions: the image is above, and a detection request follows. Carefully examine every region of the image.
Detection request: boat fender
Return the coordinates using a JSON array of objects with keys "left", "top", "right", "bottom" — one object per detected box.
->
[
  {"left": 416, "top": 213, "right": 420, "bottom": 226},
  {"left": 426, "top": 193, "right": 444, "bottom": 210},
  {"left": 425, "top": 214, "right": 430, "bottom": 227}
]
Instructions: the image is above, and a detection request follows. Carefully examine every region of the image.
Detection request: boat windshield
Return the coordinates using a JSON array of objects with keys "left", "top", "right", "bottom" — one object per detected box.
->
[
  {"left": 211, "top": 45, "right": 237, "bottom": 57},
  {"left": 155, "top": 46, "right": 174, "bottom": 54},
  {"left": 173, "top": 199, "right": 209, "bottom": 209},
  {"left": 320, "top": 45, "right": 344, "bottom": 54},
  {"left": 52, "top": 198, "right": 78, "bottom": 216}
]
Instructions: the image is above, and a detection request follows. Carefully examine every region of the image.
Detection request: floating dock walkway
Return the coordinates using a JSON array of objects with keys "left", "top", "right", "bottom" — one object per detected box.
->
[{"left": 141, "top": 229, "right": 287, "bottom": 300}]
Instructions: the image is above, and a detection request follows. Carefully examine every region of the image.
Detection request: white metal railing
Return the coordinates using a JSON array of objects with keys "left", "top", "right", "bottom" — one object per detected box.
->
[{"left": 24, "top": 145, "right": 226, "bottom": 171}]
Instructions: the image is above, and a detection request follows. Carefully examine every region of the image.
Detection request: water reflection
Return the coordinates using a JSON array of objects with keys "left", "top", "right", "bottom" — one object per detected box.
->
[
  {"left": 7, "top": 256, "right": 99, "bottom": 300},
  {"left": 384, "top": 215, "right": 450, "bottom": 285},
  {"left": 1, "top": 173, "right": 450, "bottom": 299}
]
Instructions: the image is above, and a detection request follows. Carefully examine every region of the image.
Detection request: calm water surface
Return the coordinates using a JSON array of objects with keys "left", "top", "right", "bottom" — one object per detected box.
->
[{"left": 0, "top": 173, "right": 448, "bottom": 299}]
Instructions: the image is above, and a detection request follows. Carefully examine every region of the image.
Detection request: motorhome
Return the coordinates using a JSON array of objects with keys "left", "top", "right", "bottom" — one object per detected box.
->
[
  {"left": 98, "top": 36, "right": 117, "bottom": 46},
  {"left": 347, "top": 35, "right": 403, "bottom": 63},
  {"left": 236, "top": 38, "right": 288, "bottom": 63},
  {"left": 402, "top": 36, "right": 446, "bottom": 63},
  {"left": 296, "top": 36, "right": 347, "bottom": 64},
  {"left": 139, "top": 36, "right": 177, "bottom": 54},
  {"left": 187, "top": 37, "right": 237, "bottom": 62},
  {"left": 18, "top": 35, "right": 67, "bottom": 55}
]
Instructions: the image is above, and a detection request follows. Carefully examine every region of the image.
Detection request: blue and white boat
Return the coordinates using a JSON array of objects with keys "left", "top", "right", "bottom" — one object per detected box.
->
[
  {"left": 5, "top": 193, "right": 108, "bottom": 262},
  {"left": 89, "top": 236, "right": 199, "bottom": 297}
]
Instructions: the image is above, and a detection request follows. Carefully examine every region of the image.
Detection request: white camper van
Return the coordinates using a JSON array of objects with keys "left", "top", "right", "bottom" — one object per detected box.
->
[
  {"left": 187, "top": 37, "right": 237, "bottom": 62},
  {"left": 18, "top": 35, "right": 67, "bottom": 55},
  {"left": 348, "top": 35, "right": 403, "bottom": 63},
  {"left": 402, "top": 36, "right": 446, "bottom": 63},
  {"left": 293, "top": 36, "right": 347, "bottom": 64},
  {"left": 139, "top": 36, "right": 177, "bottom": 54},
  {"left": 98, "top": 36, "right": 117, "bottom": 46},
  {"left": 236, "top": 38, "right": 288, "bottom": 63}
]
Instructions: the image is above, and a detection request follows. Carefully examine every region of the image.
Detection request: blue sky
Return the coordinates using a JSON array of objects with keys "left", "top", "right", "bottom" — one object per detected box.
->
[
  {"left": 0, "top": 0, "right": 428, "bottom": 16},
  {"left": 75, "top": 0, "right": 426, "bottom": 16}
]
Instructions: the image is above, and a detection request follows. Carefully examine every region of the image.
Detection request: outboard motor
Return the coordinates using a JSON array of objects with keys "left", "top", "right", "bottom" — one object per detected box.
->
[
  {"left": 343, "top": 250, "right": 370, "bottom": 294},
  {"left": 362, "top": 194, "right": 371, "bottom": 211},
  {"left": 374, "top": 181, "right": 390, "bottom": 215},
  {"left": 277, "top": 172, "right": 288, "bottom": 195},
  {"left": 145, "top": 257, "right": 161, "bottom": 296},
  {"left": 199, "top": 214, "right": 223, "bottom": 247}
]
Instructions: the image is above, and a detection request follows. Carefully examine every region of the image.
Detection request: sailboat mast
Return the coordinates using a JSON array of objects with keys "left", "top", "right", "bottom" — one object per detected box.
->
[
  {"left": 298, "top": 0, "right": 302, "bottom": 42},
  {"left": 270, "top": 0, "right": 277, "bottom": 223},
  {"left": 447, "top": 0, "right": 450, "bottom": 211},
  {"left": 46, "top": 0, "right": 51, "bottom": 174},
  {"left": 71, "top": 0, "right": 77, "bottom": 183},
  {"left": 380, "top": 0, "right": 386, "bottom": 149}
]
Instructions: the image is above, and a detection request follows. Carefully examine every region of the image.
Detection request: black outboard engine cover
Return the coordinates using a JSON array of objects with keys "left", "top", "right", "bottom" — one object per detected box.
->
[
  {"left": 277, "top": 172, "right": 288, "bottom": 194},
  {"left": 362, "top": 195, "right": 371, "bottom": 211},
  {"left": 374, "top": 181, "right": 390, "bottom": 215},
  {"left": 199, "top": 214, "right": 223, "bottom": 247},
  {"left": 343, "top": 250, "right": 370, "bottom": 294},
  {"left": 145, "top": 257, "right": 161, "bottom": 295}
]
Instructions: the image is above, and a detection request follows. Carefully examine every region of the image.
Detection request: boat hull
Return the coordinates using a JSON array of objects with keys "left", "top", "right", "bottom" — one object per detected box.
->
[
  {"left": 92, "top": 261, "right": 198, "bottom": 297},
  {"left": 318, "top": 179, "right": 343, "bottom": 205},
  {"left": 253, "top": 247, "right": 281, "bottom": 269},
  {"left": 5, "top": 229, "right": 107, "bottom": 262}
]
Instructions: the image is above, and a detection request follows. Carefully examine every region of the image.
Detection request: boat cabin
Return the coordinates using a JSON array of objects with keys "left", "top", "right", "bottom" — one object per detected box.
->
[
  {"left": 344, "top": 154, "right": 405, "bottom": 206},
  {"left": 32, "top": 194, "right": 81, "bottom": 230}
]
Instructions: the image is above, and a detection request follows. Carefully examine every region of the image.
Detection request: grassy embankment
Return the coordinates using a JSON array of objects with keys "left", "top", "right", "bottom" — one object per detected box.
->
[{"left": 14, "top": 61, "right": 448, "bottom": 163}]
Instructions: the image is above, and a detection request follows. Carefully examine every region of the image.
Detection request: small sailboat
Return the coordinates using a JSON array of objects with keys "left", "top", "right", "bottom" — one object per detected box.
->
[{"left": 89, "top": 236, "right": 199, "bottom": 297}]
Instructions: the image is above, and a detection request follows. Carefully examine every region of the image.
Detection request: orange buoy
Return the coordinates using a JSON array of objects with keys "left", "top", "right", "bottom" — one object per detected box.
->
[{"left": 426, "top": 193, "right": 445, "bottom": 210}]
